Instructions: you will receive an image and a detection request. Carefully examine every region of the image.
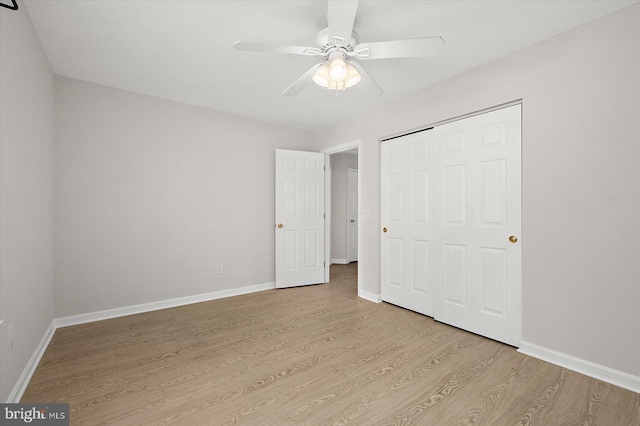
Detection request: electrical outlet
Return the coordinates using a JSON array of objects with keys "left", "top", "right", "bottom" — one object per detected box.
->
[
  {"left": 8, "top": 324, "right": 15, "bottom": 352},
  {"left": 216, "top": 264, "right": 223, "bottom": 275}
]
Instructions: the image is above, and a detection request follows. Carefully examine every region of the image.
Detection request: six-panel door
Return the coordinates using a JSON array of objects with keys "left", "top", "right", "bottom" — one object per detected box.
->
[
  {"left": 433, "top": 105, "right": 522, "bottom": 346},
  {"left": 275, "top": 149, "right": 326, "bottom": 288},
  {"left": 381, "top": 130, "right": 435, "bottom": 316}
]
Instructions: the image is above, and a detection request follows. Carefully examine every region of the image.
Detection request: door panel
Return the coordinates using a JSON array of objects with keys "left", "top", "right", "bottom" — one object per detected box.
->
[
  {"left": 412, "top": 170, "right": 428, "bottom": 222},
  {"left": 433, "top": 104, "right": 522, "bottom": 346},
  {"left": 444, "top": 243, "right": 467, "bottom": 307},
  {"left": 481, "top": 247, "right": 507, "bottom": 316},
  {"left": 445, "top": 164, "right": 466, "bottom": 225},
  {"left": 381, "top": 130, "right": 435, "bottom": 316},
  {"left": 412, "top": 240, "right": 429, "bottom": 293},
  {"left": 480, "top": 159, "right": 506, "bottom": 225},
  {"left": 275, "top": 149, "right": 325, "bottom": 288}
]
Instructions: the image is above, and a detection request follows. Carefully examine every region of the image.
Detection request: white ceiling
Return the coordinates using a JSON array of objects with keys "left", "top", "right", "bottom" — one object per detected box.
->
[{"left": 24, "top": 0, "right": 637, "bottom": 131}]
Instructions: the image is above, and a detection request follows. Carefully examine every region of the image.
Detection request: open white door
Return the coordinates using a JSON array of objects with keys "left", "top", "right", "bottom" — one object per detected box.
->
[{"left": 275, "top": 149, "right": 326, "bottom": 288}]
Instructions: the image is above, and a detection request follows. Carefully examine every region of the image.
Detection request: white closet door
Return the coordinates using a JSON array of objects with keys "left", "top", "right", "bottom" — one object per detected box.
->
[
  {"left": 381, "top": 130, "right": 435, "bottom": 316},
  {"left": 275, "top": 149, "right": 325, "bottom": 288},
  {"left": 433, "top": 104, "right": 522, "bottom": 346},
  {"left": 381, "top": 104, "right": 522, "bottom": 346}
]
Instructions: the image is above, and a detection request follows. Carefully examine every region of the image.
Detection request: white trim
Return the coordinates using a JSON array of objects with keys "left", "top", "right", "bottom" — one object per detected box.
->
[
  {"left": 358, "top": 289, "right": 382, "bottom": 304},
  {"left": 324, "top": 154, "right": 332, "bottom": 283},
  {"left": 518, "top": 341, "right": 640, "bottom": 394},
  {"left": 7, "top": 321, "right": 56, "bottom": 403},
  {"left": 380, "top": 99, "right": 523, "bottom": 142},
  {"left": 56, "top": 282, "right": 275, "bottom": 328},
  {"left": 331, "top": 258, "right": 349, "bottom": 265},
  {"left": 321, "top": 140, "right": 360, "bottom": 155}
]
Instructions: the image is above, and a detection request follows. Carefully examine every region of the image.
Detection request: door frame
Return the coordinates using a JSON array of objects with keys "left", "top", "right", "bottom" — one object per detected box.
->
[{"left": 321, "top": 140, "right": 362, "bottom": 292}]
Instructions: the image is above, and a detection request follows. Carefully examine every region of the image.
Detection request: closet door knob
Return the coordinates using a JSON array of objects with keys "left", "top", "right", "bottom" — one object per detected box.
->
[
  {"left": 383, "top": 227, "right": 388, "bottom": 233},
  {"left": 277, "top": 223, "right": 283, "bottom": 229},
  {"left": 509, "top": 235, "right": 518, "bottom": 243}
]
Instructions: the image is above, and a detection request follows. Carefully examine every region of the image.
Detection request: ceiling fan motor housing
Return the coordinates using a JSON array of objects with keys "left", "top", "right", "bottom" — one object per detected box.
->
[{"left": 316, "top": 28, "right": 360, "bottom": 55}]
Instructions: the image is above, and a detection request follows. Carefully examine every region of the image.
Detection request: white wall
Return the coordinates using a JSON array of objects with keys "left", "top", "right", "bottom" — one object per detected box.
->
[
  {"left": 315, "top": 5, "right": 640, "bottom": 378},
  {"left": 0, "top": 2, "right": 55, "bottom": 402},
  {"left": 54, "top": 77, "right": 314, "bottom": 317},
  {"left": 330, "top": 152, "right": 358, "bottom": 263}
]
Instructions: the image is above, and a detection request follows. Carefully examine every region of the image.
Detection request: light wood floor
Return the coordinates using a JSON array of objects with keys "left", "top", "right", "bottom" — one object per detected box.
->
[{"left": 23, "top": 263, "right": 640, "bottom": 425}]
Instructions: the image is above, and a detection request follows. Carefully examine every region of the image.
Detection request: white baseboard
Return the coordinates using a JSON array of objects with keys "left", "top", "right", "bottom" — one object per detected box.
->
[
  {"left": 518, "top": 341, "right": 640, "bottom": 394},
  {"left": 7, "top": 320, "right": 56, "bottom": 403},
  {"left": 358, "top": 289, "right": 382, "bottom": 303},
  {"left": 56, "top": 282, "right": 276, "bottom": 328},
  {"left": 331, "top": 258, "right": 348, "bottom": 265}
]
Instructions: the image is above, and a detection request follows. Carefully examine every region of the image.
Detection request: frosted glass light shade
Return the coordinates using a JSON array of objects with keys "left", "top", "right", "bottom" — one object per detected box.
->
[
  {"left": 344, "top": 63, "right": 361, "bottom": 88},
  {"left": 328, "top": 57, "right": 347, "bottom": 81},
  {"left": 312, "top": 62, "right": 330, "bottom": 87}
]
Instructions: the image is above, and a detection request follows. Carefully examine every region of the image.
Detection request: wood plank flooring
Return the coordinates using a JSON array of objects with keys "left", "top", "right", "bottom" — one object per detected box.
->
[{"left": 22, "top": 263, "right": 640, "bottom": 425}]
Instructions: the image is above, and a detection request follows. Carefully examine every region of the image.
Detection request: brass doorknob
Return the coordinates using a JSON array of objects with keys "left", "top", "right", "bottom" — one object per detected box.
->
[
  {"left": 277, "top": 223, "right": 283, "bottom": 229},
  {"left": 383, "top": 227, "right": 387, "bottom": 233},
  {"left": 509, "top": 235, "right": 518, "bottom": 243}
]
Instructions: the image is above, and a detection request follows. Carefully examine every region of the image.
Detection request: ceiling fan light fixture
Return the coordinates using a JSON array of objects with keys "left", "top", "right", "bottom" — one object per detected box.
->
[
  {"left": 313, "top": 59, "right": 359, "bottom": 91},
  {"left": 312, "top": 62, "right": 331, "bottom": 87}
]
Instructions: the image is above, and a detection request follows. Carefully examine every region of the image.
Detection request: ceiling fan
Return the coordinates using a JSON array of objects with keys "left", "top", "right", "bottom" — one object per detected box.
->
[{"left": 233, "top": 0, "right": 444, "bottom": 97}]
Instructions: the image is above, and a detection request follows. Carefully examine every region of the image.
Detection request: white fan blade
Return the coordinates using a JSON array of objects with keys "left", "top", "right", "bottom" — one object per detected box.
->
[
  {"left": 354, "top": 37, "right": 444, "bottom": 60},
  {"left": 327, "top": 0, "right": 358, "bottom": 46},
  {"left": 234, "top": 41, "right": 322, "bottom": 56},
  {"left": 351, "top": 62, "right": 383, "bottom": 98},
  {"left": 283, "top": 63, "right": 323, "bottom": 96}
]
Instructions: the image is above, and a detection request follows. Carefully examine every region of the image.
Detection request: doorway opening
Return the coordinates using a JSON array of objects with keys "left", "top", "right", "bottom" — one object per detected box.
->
[{"left": 322, "top": 140, "right": 361, "bottom": 296}]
